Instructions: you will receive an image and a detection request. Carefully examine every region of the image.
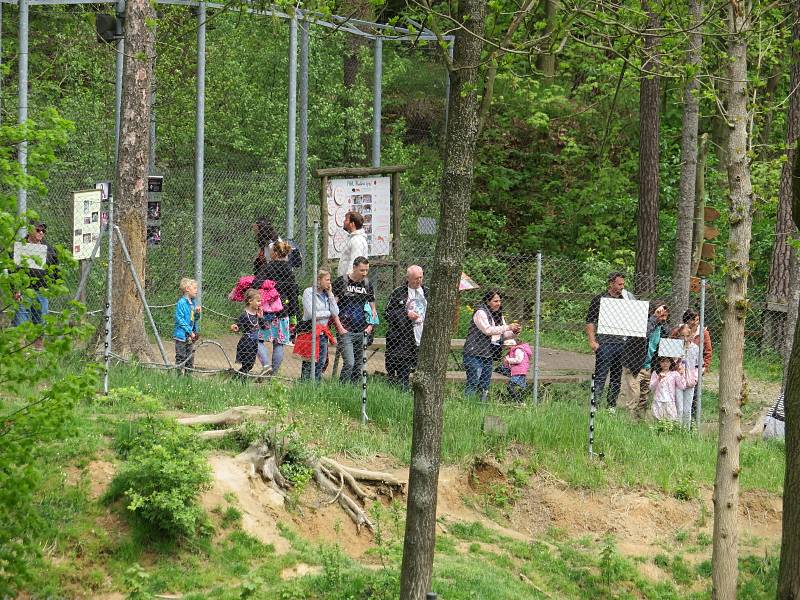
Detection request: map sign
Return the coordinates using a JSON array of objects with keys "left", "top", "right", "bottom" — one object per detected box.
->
[{"left": 325, "top": 176, "right": 391, "bottom": 258}]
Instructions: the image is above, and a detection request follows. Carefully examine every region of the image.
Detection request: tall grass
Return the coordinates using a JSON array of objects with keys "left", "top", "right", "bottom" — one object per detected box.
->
[{"left": 110, "top": 366, "right": 785, "bottom": 495}]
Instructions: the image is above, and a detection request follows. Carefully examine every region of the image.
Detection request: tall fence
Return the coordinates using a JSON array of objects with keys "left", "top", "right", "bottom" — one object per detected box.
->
[{"left": 21, "top": 170, "right": 787, "bottom": 402}]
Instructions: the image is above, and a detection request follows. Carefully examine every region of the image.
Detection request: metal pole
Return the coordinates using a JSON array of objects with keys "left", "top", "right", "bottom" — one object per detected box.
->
[
  {"left": 286, "top": 15, "right": 298, "bottom": 239},
  {"left": 588, "top": 374, "right": 597, "bottom": 458},
  {"left": 113, "top": 225, "right": 169, "bottom": 366},
  {"left": 696, "top": 278, "right": 706, "bottom": 431},
  {"left": 371, "top": 36, "right": 382, "bottom": 168},
  {"left": 195, "top": 0, "right": 206, "bottom": 306},
  {"left": 103, "top": 195, "right": 115, "bottom": 394},
  {"left": 114, "top": 0, "right": 125, "bottom": 167},
  {"left": 532, "top": 251, "right": 542, "bottom": 404},
  {"left": 310, "top": 220, "right": 318, "bottom": 380},
  {"left": 0, "top": 2, "right": 4, "bottom": 124},
  {"left": 444, "top": 43, "right": 453, "bottom": 132},
  {"left": 298, "top": 17, "right": 308, "bottom": 262},
  {"left": 361, "top": 331, "right": 369, "bottom": 423},
  {"left": 16, "top": 0, "right": 28, "bottom": 218}
]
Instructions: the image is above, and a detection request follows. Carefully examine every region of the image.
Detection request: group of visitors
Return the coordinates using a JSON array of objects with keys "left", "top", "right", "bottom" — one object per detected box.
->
[
  {"left": 169, "top": 212, "right": 534, "bottom": 399},
  {"left": 587, "top": 271, "right": 712, "bottom": 427}
]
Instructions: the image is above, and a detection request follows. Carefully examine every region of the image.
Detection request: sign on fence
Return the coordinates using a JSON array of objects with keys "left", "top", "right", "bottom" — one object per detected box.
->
[
  {"left": 71, "top": 189, "right": 103, "bottom": 260},
  {"left": 325, "top": 176, "right": 391, "bottom": 258}
]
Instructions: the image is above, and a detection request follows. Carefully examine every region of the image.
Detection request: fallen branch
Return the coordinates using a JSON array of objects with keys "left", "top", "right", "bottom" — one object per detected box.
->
[{"left": 176, "top": 406, "right": 267, "bottom": 426}]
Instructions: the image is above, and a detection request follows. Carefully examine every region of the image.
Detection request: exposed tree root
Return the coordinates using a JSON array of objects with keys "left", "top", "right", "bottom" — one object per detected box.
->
[{"left": 179, "top": 409, "right": 405, "bottom": 532}]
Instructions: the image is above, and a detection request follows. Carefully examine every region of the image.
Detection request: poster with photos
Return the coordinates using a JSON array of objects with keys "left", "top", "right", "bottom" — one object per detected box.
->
[
  {"left": 72, "top": 189, "right": 103, "bottom": 260},
  {"left": 325, "top": 176, "right": 390, "bottom": 258}
]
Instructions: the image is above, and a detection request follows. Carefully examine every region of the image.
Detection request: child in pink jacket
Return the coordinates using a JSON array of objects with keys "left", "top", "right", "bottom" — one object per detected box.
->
[
  {"left": 503, "top": 339, "right": 532, "bottom": 403},
  {"left": 650, "top": 356, "right": 687, "bottom": 422}
]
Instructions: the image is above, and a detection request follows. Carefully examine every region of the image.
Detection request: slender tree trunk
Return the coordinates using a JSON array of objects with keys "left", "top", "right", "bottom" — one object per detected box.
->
[
  {"left": 671, "top": 0, "right": 703, "bottom": 314},
  {"left": 536, "top": 0, "right": 558, "bottom": 83},
  {"left": 399, "top": 1, "right": 486, "bottom": 597},
  {"left": 112, "top": 0, "right": 156, "bottom": 360},
  {"left": 756, "top": 65, "right": 781, "bottom": 157},
  {"left": 778, "top": 144, "right": 800, "bottom": 600},
  {"left": 711, "top": 4, "right": 753, "bottom": 598},
  {"left": 634, "top": 0, "right": 660, "bottom": 297},
  {"left": 691, "top": 133, "right": 708, "bottom": 275},
  {"left": 341, "top": 0, "right": 372, "bottom": 163},
  {"left": 764, "top": 6, "right": 800, "bottom": 355}
]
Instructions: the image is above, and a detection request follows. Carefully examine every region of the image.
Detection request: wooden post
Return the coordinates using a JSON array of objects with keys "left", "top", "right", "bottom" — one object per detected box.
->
[
  {"left": 319, "top": 175, "right": 328, "bottom": 269},
  {"left": 391, "top": 171, "right": 402, "bottom": 286}
]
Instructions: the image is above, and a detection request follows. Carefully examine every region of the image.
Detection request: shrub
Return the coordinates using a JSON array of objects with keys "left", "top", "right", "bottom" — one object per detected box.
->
[{"left": 105, "top": 428, "right": 212, "bottom": 539}]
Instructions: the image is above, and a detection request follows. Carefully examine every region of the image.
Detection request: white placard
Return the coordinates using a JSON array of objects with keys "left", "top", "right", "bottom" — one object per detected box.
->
[
  {"left": 597, "top": 297, "right": 649, "bottom": 338},
  {"left": 13, "top": 242, "right": 47, "bottom": 269},
  {"left": 72, "top": 189, "right": 103, "bottom": 260},
  {"left": 325, "top": 176, "right": 391, "bottom": 258},
  {"left": 658, "top": 338, "right": 685, "bottom": 358}
]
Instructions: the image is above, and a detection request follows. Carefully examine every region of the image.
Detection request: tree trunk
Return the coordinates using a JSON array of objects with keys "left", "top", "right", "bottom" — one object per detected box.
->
[
  {"left": 671, "top": 0, "right": 703, "bottom": 314},
  {"left": 691, "top": 133, "right": 708, "bottom": 276},
  {"left": 778, "top": 143, "right": 800, "bottom": 599},
  {"left": 398, "top": 1, "right": 486, "bottom": 597},
  {"left": 763, "top": 5, "right": 800, "bottom": 356},
  {"left": 341, "top": 0, "right": 372, "bottom": 163},
  {"left": 634, "top": 1, "right": 660, "bottom": 297},
  {"left": 536, "top": 0, "right": 558, "bottom": 83},
  {"left": 112, "top": 0, "right": 156, "bottom": 360},
  {"left": 711, "top": 4, "right": 753, "bottom": 598}
]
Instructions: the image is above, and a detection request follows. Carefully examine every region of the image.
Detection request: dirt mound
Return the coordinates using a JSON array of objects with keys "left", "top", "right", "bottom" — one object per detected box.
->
[
  {"left": 201, "top": 453, "right": 291, "bottom": 552},
  {"left": 64, "top": 459, "right": 116, "bottom": 500},
  {"left": 198, "top": 451, "right": 782, "bottom": 564}
]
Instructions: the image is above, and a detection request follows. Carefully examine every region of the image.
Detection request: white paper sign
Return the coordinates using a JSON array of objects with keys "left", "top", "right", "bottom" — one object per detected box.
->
[
  {"left": 13, "top": 242, "right": 47, "bottom": 269},
  {"left": 72, "top": 189, "right": 103, "bottom": 260},
  {"left": 658, "top": 338, "right": 685, "bottom": 358},
  {"left": 325, "top": 176, "right": 391, "bottom": 258},
  {"left": 597, "top": 298, "right": 649, "bottom": 338}
]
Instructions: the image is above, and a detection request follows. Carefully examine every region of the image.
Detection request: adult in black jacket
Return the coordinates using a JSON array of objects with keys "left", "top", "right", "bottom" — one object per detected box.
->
[
  {"left": 253, "top": 240, "right": 299, "bottom": 374},
  {"left": 384, "top": 265, "right": 428, "bottom": 390}
]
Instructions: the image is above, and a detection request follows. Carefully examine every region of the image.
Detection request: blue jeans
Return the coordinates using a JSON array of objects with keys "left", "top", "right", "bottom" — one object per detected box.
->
[
  {"left": 301, "top": 334, "right": 329, "bottom": 381},
  {"left": 13, "top": 293, "right": 49, "bottom": 326},
  {"left": 464, "top": 354, "right": 493, "bottom": 398},
  {"left": 338, "top": 331, "right": 367, "bottom": 384},
  {"left": 507, "top": 375, "right": 527, "bottom": 401},
  {"left": 593, "top": 342, "right": 625, "bottom": 408}
]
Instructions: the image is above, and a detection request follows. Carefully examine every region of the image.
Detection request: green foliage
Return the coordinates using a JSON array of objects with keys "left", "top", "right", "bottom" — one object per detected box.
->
[
  {"left": 0, "top": 114, "right": 98, "bottom": 596},
  {"left": 105, "top": 427, "right": 212, "bottom": 540}
]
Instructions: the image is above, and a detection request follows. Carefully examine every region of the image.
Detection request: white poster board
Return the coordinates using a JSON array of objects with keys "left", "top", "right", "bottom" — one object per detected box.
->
[
  {"left": 597, "top": 297, "right": 649, "bottom": 338},
  {"left": 72, "top": 189, "right": 103, "bottom": 260},
  {"left": 658, "top": 338, "right": 685, "bottom": 358},
  {"left": 325, "top": 176, "right": 391, "bottom": 258},
  {"left": 13, "top": 242, "right": 47, "bottom": 269}
]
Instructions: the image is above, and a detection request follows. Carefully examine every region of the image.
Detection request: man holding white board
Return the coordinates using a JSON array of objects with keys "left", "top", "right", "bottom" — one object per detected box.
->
[
  {"left": 12, "top": 220, "right": 58, "bottom": 349},
  {"left": 585, "top": 272, "right": 642, "bottom": 411}
]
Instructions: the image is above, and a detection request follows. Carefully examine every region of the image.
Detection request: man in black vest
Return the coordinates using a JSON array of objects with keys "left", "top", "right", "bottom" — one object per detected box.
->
[{"left": 384, "top": 265, "right": 428, "bottom": 390}]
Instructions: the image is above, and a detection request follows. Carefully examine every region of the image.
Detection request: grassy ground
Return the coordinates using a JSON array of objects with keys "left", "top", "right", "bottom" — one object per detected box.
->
[{"left": 15, "top": 362, "right": 786, "bottom": 598}]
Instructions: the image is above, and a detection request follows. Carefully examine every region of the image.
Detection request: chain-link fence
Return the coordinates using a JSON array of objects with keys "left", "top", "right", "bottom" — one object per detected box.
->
[{"left": 20, "top": 173, "right": 789, "bottom": 407}]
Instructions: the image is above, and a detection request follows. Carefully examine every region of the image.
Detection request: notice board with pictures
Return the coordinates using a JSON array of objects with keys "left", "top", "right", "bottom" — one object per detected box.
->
[
  {"left": 72, "top": 189, "right": 103, "bottom": 260},
  {"left": 325, "top": 176, "right": 391, "bottom": 258}
]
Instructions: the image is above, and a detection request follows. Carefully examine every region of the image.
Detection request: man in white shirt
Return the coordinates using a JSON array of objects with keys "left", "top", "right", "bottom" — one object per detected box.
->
[
  {"left": 337, "top": 211, "right": 370, "bottom": 277},
  {"left": 384, "top": 265, "right": 428, "bottom": 390}
]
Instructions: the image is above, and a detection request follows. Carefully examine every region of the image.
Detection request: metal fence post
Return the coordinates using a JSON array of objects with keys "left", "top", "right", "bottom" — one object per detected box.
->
[
  {"left": 114, "top": 0, "right": 125, "bottom": 166},
  {"left": 103, "top": 194, "right": 115, "bottom": 394},
  {"left": 532, "top": 251, "right": 542, "bottom": 404},
  {"left": 696, "top": 277, "right": 706, "bottom": 431},
  {"left": 16, "top": 0, "right": 29, "bottom": 218},
  {"left": 195, "top": 0, "right": 206, "bottom": 304},
  {"left": 286, "top": 15, "right": 298, "bottom": 239},
  {"left": 310, "top": 220, "right": 318, "bottom": 381},
  {"left": 371, "top": 35, "right": 382, "bottom": 168},
  {"left": 298, "top": 17, "right": 309, "bottom": 265}
]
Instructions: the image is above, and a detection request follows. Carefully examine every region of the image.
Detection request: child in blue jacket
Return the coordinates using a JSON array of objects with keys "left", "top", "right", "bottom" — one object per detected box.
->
[{"left": 173, "top": 278, "right": 201, "bottom": 374}]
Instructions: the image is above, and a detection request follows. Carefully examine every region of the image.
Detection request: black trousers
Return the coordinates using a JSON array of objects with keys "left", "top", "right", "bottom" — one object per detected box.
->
[{"left": 385, "top": 347, "right": 418, "bottom": 390}]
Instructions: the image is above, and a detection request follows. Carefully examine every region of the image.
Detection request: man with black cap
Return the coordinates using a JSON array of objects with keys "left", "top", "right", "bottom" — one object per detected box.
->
[{"left": 13, "top": 220, "right": 58, "bottom": 347}]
